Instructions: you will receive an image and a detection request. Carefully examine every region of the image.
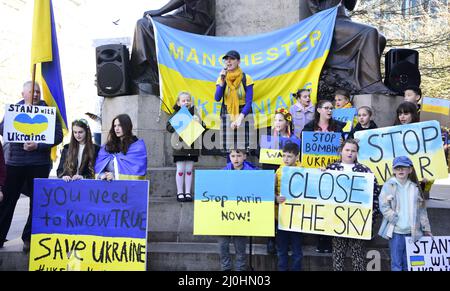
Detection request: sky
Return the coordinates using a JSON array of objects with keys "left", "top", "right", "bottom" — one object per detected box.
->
[{"left": 0, "top": 0, "right": 168, "bottom": 127}]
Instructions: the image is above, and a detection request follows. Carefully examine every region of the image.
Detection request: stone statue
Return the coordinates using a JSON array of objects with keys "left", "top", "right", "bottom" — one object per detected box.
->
[
  {"left": 130, "top": 0, "right": 215, "bottom": 90},
  {"left": 301, "top": 0, "right": 393, "bottom": 95}
]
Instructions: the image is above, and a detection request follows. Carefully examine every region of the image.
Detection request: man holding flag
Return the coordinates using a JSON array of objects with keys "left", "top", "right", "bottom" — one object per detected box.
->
[{"left": 0, "top": 0, "right": 65, "bottom": 252}]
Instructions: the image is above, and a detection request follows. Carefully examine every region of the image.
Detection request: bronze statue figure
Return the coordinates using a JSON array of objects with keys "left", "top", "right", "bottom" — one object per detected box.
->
[
  {"left": 130, "top": 0, "right": 215, "bottom": 89},
  {"left": 301, "top": 0, "right": 393, "bottom": 95}
]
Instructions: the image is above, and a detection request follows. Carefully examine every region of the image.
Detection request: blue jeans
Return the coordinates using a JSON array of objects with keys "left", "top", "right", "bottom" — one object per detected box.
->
[
  {"left": 276, "top": 229, "right": 303, "bottom": 271},
  {"left": 389, "top": 233, "right": 409, "bottom": 271},
  {"left": 217, "top": 236, "right": 247, "bottom": 271}
]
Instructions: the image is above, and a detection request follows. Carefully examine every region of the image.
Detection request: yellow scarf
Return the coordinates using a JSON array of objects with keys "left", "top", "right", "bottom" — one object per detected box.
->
[{"left": 225, "top": 67, "right": 243, "bottom": 121}]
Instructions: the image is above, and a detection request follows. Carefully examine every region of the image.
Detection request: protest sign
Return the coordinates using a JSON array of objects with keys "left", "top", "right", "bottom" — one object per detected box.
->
[
  {"left": 194, "top": 170, "right": 274, "bottom": 236},
  {"left": 279, "top": 167, "right": 374, "bottom": 239},
  {"left": 29, "top": 179, "right": 149, "bottom": 271}
]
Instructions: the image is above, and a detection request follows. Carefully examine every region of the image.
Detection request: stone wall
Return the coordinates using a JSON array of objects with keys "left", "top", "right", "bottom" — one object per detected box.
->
[{"left": 216, "top": 0, "right": 299, "bottom": 36}]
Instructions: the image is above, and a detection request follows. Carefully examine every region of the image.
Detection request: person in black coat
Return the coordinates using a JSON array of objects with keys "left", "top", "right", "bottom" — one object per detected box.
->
[
  {"left": 347, "top": 106, "right": 378, "bottom": 139},
  {"left": 166, "top": 92, "right": 203, "bottom": 202}
]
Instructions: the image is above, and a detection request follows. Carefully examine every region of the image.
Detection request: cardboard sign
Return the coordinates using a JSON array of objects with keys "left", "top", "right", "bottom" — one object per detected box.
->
[
  {"left": 194, "top": 170, "right": 275, "bottom": 237},
  {"left": 420, "top": 97, "right": 449, "bottom": 128},
  {"left": 3, "top": 104, "right": 56, "bottom": 144},
  {"left": 279, "top": 167, "right": 374, "bottom": 240},
  {"left": 332, "top": 108, "right": 357, "bottom": 132},
  {"left": 406, "top": 236, "right": 450, "bottom": 271},
  {"left": 259, "top": 135, "right": 301, "bottom": 165},
  {"left": 355, "top": 121, "right": 447, "bottom": 184},
  {"left": 29, "top": 179, "right": 149, "bottom": 271},
  {"left": 301, "top": 132, "right": 341, "bottom": 168},
  {"left": 169, "top": 106, "right": 204, "bottom": 146}
]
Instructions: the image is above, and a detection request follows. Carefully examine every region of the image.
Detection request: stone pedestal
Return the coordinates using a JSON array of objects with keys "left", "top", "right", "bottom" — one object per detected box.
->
[
  {"left": 353, "top": 94, "right": 405, "bottom": 128},
  {"left": 216, "top": 0, "right": 299, "bottom": 36}
]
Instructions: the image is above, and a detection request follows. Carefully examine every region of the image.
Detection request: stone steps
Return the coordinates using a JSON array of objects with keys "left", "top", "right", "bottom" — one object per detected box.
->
[{"left": 0, "top": 241, "right": 390, "bottom": 271}]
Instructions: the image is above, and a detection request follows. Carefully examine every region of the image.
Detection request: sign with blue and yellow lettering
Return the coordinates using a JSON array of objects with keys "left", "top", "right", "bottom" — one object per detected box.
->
[
  {"left": 153, "top": 7, "right": 338, "bottom": 129},
  {"left": 29, "top": 179, "right": 149, "bottom": 271},
  {"left": 194, "top": 170, "right": 274, "bottom": 236}
]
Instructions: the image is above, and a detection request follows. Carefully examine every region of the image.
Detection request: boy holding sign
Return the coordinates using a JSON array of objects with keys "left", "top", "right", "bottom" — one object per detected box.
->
[
  {"left": 275, "top": 142, "right": 303, "bottom": 271},
  {"left": 218, "top": 149, "right": 258, "bottom": 271}
]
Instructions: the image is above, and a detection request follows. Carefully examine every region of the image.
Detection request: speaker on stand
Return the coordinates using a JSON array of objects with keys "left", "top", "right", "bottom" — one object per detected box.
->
[
  {"left": 384, "top": 48, "right": 421, "bottom": 95},
  {"left": 96, "top": 44, "right": 130, "bottom": 97}
]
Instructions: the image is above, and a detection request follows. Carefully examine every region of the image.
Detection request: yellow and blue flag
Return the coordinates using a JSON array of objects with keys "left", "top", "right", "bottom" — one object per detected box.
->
[
  {"left": 31, "top": 0, "right": 67, "bottom": 160},
  {"left": 409, "top": 256, "right": 425, "bottom": 267},
  {"left": 95, "top": 139, "right": 147, "bottom": 180},
  {"left": 169, "top": 106, "right": 205, "bottom": 146},
  {"left": 153, "top": 6, "right": 338, "bottom": 129}
]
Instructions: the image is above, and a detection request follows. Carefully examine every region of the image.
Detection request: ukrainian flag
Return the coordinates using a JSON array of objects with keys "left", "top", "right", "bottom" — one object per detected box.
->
[
  {"left": 31, "top": 0, "right": 67, "bottom": 159},
  {"left": 410, "top": 255, "right": 425, "bottom": 267},
  {"left": 153, "top": 6, "right": 338, "bottom": 129},
  {"left": 169, "top": 106, "right": 205, "bottom": 146}
]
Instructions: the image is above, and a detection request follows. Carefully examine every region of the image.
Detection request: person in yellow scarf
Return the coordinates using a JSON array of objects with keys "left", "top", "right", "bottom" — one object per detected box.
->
[{"left": 214, "top": 50, "right": 254, "bottom": 130}]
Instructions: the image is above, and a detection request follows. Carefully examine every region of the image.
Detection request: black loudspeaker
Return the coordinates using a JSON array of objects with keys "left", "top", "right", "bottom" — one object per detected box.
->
[
  {"left": 96, "top": 44, "right": 130, "bottom": 97},
  {"left": 384, "top": 48, "right": 421, "bottom": 94}
]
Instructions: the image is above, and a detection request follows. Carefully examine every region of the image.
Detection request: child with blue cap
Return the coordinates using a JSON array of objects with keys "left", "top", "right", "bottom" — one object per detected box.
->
[{"left": 378, "top": 156, "right": 432, "bottom": 271}]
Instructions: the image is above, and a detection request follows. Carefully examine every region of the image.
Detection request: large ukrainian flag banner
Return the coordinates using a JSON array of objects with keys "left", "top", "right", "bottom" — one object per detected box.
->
[
  {"left": 31, "top": 0, "right": 68, "bottom": 159},
  {"left": 154, "top": 6, "right": 338, "bottom": 129}
]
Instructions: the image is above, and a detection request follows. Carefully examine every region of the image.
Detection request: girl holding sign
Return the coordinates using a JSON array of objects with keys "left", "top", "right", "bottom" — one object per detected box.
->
[
  {"left": 393, "top": 101, "right": 420, "bottom": 125},
  {"left": 378, "top": 156, "right": 432, "bottom": 271},
  {"left": 166, "top": 91, "right": 202, "bottom": 202},
  {"left": 326, "top": 139, "right": 381, "bottom": 271},
  {"left": 302, "top": 99, "right": 345, "bottom": 253},
  {"left": 302, "top": 100, "right": 346, "bottom": 133},
  {"left": 393, "top": 102, "right": 433, "bottom": 198},
  {"left": 57, "top": 119, "right": 100, "bottom": 181}
]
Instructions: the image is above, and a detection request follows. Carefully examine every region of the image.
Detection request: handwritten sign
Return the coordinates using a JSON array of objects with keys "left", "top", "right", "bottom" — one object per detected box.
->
[
  {"left": 259, "top": 135, "right": 301, "bottom": 165},
  {"left": 406, "top": 236, "right": 450, "bottom": 271},
  {"left": 3, "top": 104, "right": 56, "bottom": 144},
  {"left": 194, "top": 170, "right": 274, "bottom": 236},
  {"left": 278, "top": 167, "right": 374, "bottom": 239},
  {"left": 355, "top": 121, "right": 447, "bottom": 184},
  {"left": 29, "top": 179, "right": 149, "bottom": 271},
  {"left": 169, "top": 106, "right": 204, "bottom": 146},
  {"left": 301, "top": 132, "right": 341, "bottom": 168},
  {"left": 332, "top": 108, "right": 357, "bottom": 132},
  {"left": 420, "top": 97, "right": 449, "bottom": 128}
]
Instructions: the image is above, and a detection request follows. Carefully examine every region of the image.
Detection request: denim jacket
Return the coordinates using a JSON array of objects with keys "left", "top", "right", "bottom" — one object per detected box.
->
[{"left": 378, "top": 177, "right": 431, "bottom": 242}]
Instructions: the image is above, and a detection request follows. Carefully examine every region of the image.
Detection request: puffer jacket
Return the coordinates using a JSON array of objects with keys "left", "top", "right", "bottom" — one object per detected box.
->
[{"left": 378, "top": 177, "right": 431, "bottom": 242}]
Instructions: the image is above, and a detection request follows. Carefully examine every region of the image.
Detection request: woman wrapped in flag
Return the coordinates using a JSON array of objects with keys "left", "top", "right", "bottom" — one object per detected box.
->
[{"left": 95, "top": 114, "right": 147, "bottom": 180}]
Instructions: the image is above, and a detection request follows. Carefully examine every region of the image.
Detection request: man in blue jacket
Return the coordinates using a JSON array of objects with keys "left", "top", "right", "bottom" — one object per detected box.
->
[{"left": 0, "top": 81, "right": 63, "bottom": 251}]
